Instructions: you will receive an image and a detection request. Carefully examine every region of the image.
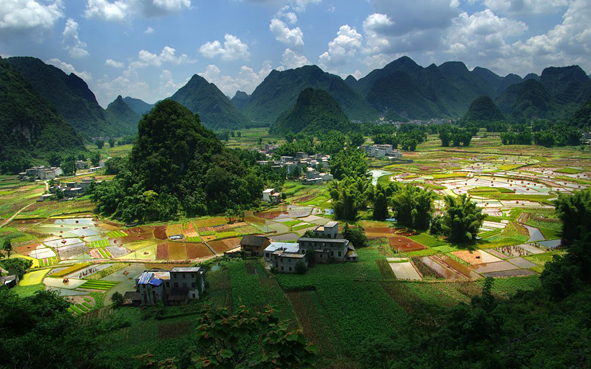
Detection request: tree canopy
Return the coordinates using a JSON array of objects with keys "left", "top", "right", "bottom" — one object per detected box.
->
[
  {"left": 92, "top": 100, "right": 264, "bottom": 222},
  {"left": 441, "top": 194, "right": 486, "bottom": 243}
]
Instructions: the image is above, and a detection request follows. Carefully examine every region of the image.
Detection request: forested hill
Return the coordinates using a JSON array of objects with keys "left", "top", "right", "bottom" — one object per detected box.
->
[
  {"left": 463, "top": 96, "right": 505, "bottom": 122},
  {"left": 6, "top": 57, "right": 133, "bottom": 138},
  {"left": 92, "top": 100, "right": 264, "bottom": 222},
  {"left": 0, "top": 57, "right": 85, "bottom": 173},
  {"left": 270, "top": 88, "right": 351, "bottom": 135},
  {"left": 169, "top": 74, "right": 251, "bottom": 130},
  {"left": 105, "top": 96, "right": 141, "bottom": 134},
  {"left": 242, "top": 65, "right": 378, "bottom": 125},
  {"left": 350, "top": 56, "right": 497, "bottom": 119},
  {"left": 123, "top": 96, "right": 154, "bottom": 115}
]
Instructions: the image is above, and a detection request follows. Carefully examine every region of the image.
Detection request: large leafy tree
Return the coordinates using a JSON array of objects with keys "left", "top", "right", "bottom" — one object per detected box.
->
[
  {"left": 329, "top": 176, "right": 372, "bottom": 221},
  {"left": 330, "top": 149, "right": 369, "bottom": 181},
  {"left": 93, "top": 100, "right": 264, "bottom": 222},
  {"left": 138, "top": 304, "right": 317, "bottom": 368},
  {"left": 390, "top": 185, "right": 434, "bottom": 230},
  {"left": 553, "top": 189, "right": 591, "bottom": 246},
  {"left": 441, "top": 194, "right": 486, "bottom": 243}
]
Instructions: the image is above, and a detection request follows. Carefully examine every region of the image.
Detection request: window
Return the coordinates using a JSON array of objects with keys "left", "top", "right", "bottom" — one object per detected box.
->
[
  {"left": 338, "top": 251, "right": 342, "bottom": 257},
  {"left": 331, "top": 251, "right": 334, "bottom": 256},
  {"left": 192, "top": 283, "right": 196, "bottom": 288},
  {"left": 174, "top": 282, "right": 178, "bottom": 288},
  {"left": 281, "top": 266, "right": 284, "bottom": 271},
  {"left": 183, "top": 274, "right": 186, "bottom": 279},
  {"left": 289, "top": 267, "right": 292, "bottom": 271}
]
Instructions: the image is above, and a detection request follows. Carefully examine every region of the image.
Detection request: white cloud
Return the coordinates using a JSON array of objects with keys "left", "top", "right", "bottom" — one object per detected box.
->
[
  {"left": 0, "top": 0, "right": 63, "bottom": 41},
  {"left": 144, "top": 26, "right": 154, "bottom": 34},
  {"left": 276, "top": 6, "right": 297, "bottom": 24},
  {"left": 269, "top": 18, "right": 304, "bottom": 47},
  {"left": 84, "top": 0, "right": 128, "bottom": 22},
  {"left": 363, "top": 13, "right": 394, "bottom": 55},
  {"left": 281, "top": 48, "right": 310, "bottom": 69},
  {"left": 84, "top": 0, "right": 190, "bottom": 22},
  {"left": 47, "top": 58, "right": 92, "bottom": 81},
  {"left": 318, "top": 25, "right": 362, "bottom": 70},
  {"left": 482, "top": 0, "right": 569, "bottom": 16},
  {"left": 444, "top": 9, "right": 527, "bottom": 59},
  {"left": 105, "top": 59, "right": 124, "bottom": 68},
  {"left": 131, "top": 46, "right": 194, "bottom": 68},
  {"left": 509, "top": 0, "right": 591, "bottom": 73},
  {"left": 199, "top": 34, "right": 250, "bottom": 61},
  {"left": 62, "top": 18, "right": 89, "bottom": 58},
  {"left": 94, "top": 66, "right": 150, "bottom": 106},
  {"left": 198, "top": 61, "right": 273, "bottom": 96}
]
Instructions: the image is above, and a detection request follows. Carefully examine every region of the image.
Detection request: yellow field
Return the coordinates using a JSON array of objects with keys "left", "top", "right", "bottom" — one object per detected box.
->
[
  {"left": 124, "top": 240, "right": 157, "bottom": 251},
  {"left": 10, "top": 254, "right": 40, "bottom": 268},
  {"left": 20, "top": 269, "right": 50, "bottom": 286}
]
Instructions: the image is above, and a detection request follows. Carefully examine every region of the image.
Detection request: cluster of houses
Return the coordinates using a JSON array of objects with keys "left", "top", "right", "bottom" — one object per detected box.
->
[
  {"left": 125, "top": 266, "right": 206, "bottom": 305},
  {"left": 19, "top": 166, "right": 63, "bottom": 181},
  {"left": 239, "top": 221, "right": 358, "bottom": 274},
  {"left": 257, "top": 152, "right": 333, "bottom": 185},
  {"left": 359, "top": 144, "right": 403, "bottom": 159},
  {"left": 0, "top": 267, "right": 17, "bottom": 289},
  {"left": 38, "top": 177, "right": 100, "bottom": 201}
]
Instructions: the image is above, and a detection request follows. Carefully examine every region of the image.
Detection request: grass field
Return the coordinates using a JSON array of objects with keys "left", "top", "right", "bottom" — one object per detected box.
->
[
  {"left": 20, "top": 269, "right": 50, "bottom": 286},
  {"left": 78, "top": 280, "right": 119, "bottom": 290}
]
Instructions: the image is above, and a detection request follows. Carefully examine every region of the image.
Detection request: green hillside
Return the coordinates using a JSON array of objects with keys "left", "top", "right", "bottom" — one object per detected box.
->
[
  {"left": 105, "top": 96, "right": 140, "bottom": 134},
  {"left": 495, "top": 79, "right": 556, "bottom": 120},
  {"left": 123, "top": 96, "right": 154, "bottom": 115},
  {"left": 242, "top": 65, "right": 378, "bottom": 125},
  {"left": 169, "top": 74, "right": 251, "bottom": 130},
  {"left": 0, "top": 58, "right": 86, "bottom": 173},
  {"left": 6, "top": 57, "right": 122, "bottom": 138},
  {"left": 463, "top": 96, "right": 505, "bottom": 122},
  {"left": 231, "top": 90, "right": 250, "bottom": 111},
  {"left": 570, "top": 95, "right": 591, "bottom": 128},
  {"left": 270, "top": 88, "right": 351, "bottom": 135}
]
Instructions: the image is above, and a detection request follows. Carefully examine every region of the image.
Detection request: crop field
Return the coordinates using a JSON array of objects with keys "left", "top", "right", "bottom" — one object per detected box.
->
[{"left": 78, "top": 280, "right": 119, "bottom": 290}]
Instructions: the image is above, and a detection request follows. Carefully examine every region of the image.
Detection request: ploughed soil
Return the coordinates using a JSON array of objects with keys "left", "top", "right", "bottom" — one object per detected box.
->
[
  {"left": 153, "top": 226, "right": 167, "bottom": 240},
  {"left": 388, "top": 237, "right": 427, "bottom": 252},
  {"left": 156, "top": 243, "right": 169, "bottom": 260}
]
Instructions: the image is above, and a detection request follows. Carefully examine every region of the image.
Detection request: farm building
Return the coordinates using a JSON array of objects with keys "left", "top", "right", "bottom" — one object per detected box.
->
[
  {"left": 264, "top": 242, "right": 307, "bottom": 274},
  {"left": 240, "top": 235, "right": 272, "bottom": 256},
  {"left": 262, "top": 188, "right": 282, "bottom": 204},
  {"left": 134, "top": 267, "right": 206, "bottom": 305}
]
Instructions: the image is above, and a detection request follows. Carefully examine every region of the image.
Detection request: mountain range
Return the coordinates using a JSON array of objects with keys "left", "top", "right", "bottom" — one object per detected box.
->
[
  {"left": 6, "top": 57, "right": 139, "bottom": 139},
  {"left": 1, "top": 55, "right": 590, "bottom": 151},
  {"left": 0, "top": 57, "right": 85, "bottom": 173}
]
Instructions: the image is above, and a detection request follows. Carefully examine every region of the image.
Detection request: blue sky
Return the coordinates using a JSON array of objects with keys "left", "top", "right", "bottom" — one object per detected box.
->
[{"left": 1, "top": 0, "right": 590, "bottom": 107}]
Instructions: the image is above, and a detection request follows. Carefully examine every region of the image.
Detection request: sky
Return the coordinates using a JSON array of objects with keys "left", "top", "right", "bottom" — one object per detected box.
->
[{"left": 1, "top": 0, "right": 590, "bottom": 107}]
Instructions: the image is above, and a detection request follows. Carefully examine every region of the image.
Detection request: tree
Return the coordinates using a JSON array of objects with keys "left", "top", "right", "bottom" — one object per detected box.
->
[
  {"left": 185, "top": 304, "right": 316, "bottom": 368},
  {"left": 90, "top": 151, "right": 101, "bottom": 167},
  {"left": 343, "top": 224, "right": 368, "bottom": 248},
  {"left": 553, "top": 189, "right": 591, "bottom": 246},
  {"left": 2, "top": 239, "right": 12, "bottom": 258},
  {"left": 295, "top": 260, "right": 307, "bottom": 274},
  {"left": 61, "top": 155, "right": 77, "bottom": 176},
  {"left": 329, "top": 177, "right": 372, "bottom": 221},
  {"left": 285, "top": 131, "right": 295, "bottom": 143},
  {"left": 48, "top": 153, "right": 61, "bottom": 167},
  {"left": 390, "top": 185, "right": 434, "bottom": 230},
  {"left": 373, "top": 185, "right": 389, "bottom": 221},
  {"left": 349, "top": 132, "right": 365, "bottom": 147},
  {"left": 330, "top": 149, "right": 369, "bottom": 181},
  {"left": 96, "top": 140, "right": 105, "bottom": 149},
  {"left": 111, "top": 291, "right": 125, "bottom": 308},
  {"left": 0, "top": 258, "right": 31, "bottom": 279},
  {"left": 441, "top": 194, "right": 486, "bottom": 243},
  {"left": 109, "top": 138, "right": 115, "bottom": 148}
]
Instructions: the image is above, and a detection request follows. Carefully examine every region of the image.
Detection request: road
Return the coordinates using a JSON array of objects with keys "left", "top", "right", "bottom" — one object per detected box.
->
[{"left": 0, "top": 202, "right": 35, "bottom": 228}]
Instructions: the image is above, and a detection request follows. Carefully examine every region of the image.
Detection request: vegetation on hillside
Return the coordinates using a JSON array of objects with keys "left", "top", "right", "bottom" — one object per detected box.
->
[
  {"left": 92, "top": 100, "right": 264, "bottom": 222},
  {"left": 271, "top": 88, "right": 352, "bottom": 135},
  {"left": 0, "top": 57, "right": 86, "bottom": 173},
  {"left": 463, "top": 95, "right": 505, "bottom": 122}
]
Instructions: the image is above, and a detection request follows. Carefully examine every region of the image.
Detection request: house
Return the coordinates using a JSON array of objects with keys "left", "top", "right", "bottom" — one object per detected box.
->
[
  {"left": 21, "top": 166, "right": 62, "bottom": 181},
  {"left": 263, "top": 242, "right": 307, "bottom": 274},
  {"left": 360, "top": 144, "right": 403, "bottom": 159},
  {"left": 298, "top": 237, "right": 354, "bottom": 263},
  {"left": 240, "top": 235, "right": 272, "bottom": 256},
  {"left": 314, "top": 221, "right": 339, "bottom": 238},
  {"left": 0, "top": 275, "right": 17, "bottom": 288},
  {"left": 135, "top": 267, "right": 206, "bottom": 305},
  {"left": 76, "top": 160, "right": 89, "bottom": 170},
  {"left": 262, "top": 188, "right": 281, "bottom": 204}
]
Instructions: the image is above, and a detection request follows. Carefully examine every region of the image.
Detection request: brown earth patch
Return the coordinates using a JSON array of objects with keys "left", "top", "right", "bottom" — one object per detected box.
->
[
  {"left": 156, "top": 243, "right": 169, "bottom": 260},
  {"left": 186, "top": 243, "right": 214, "bottom": 259},
  {"left": 14, "top": 243, "right": 40, "bottom": 255},
  {"left": 388, "top": 237, "right": 426, "bottom": 252},
  {"left": 153, "top": 226, "right": 167, "bottom": 240},
  {"left": 168, "top": 242, "right": 187, "bottom": 260},
  {"left": 209, "top": 239, "right": 236, "bottom": 254}
]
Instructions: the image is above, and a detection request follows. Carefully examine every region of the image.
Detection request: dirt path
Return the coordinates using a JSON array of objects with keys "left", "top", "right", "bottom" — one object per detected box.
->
[{"left": 0, "top": 202, "right": 35, "bottom": 228}]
